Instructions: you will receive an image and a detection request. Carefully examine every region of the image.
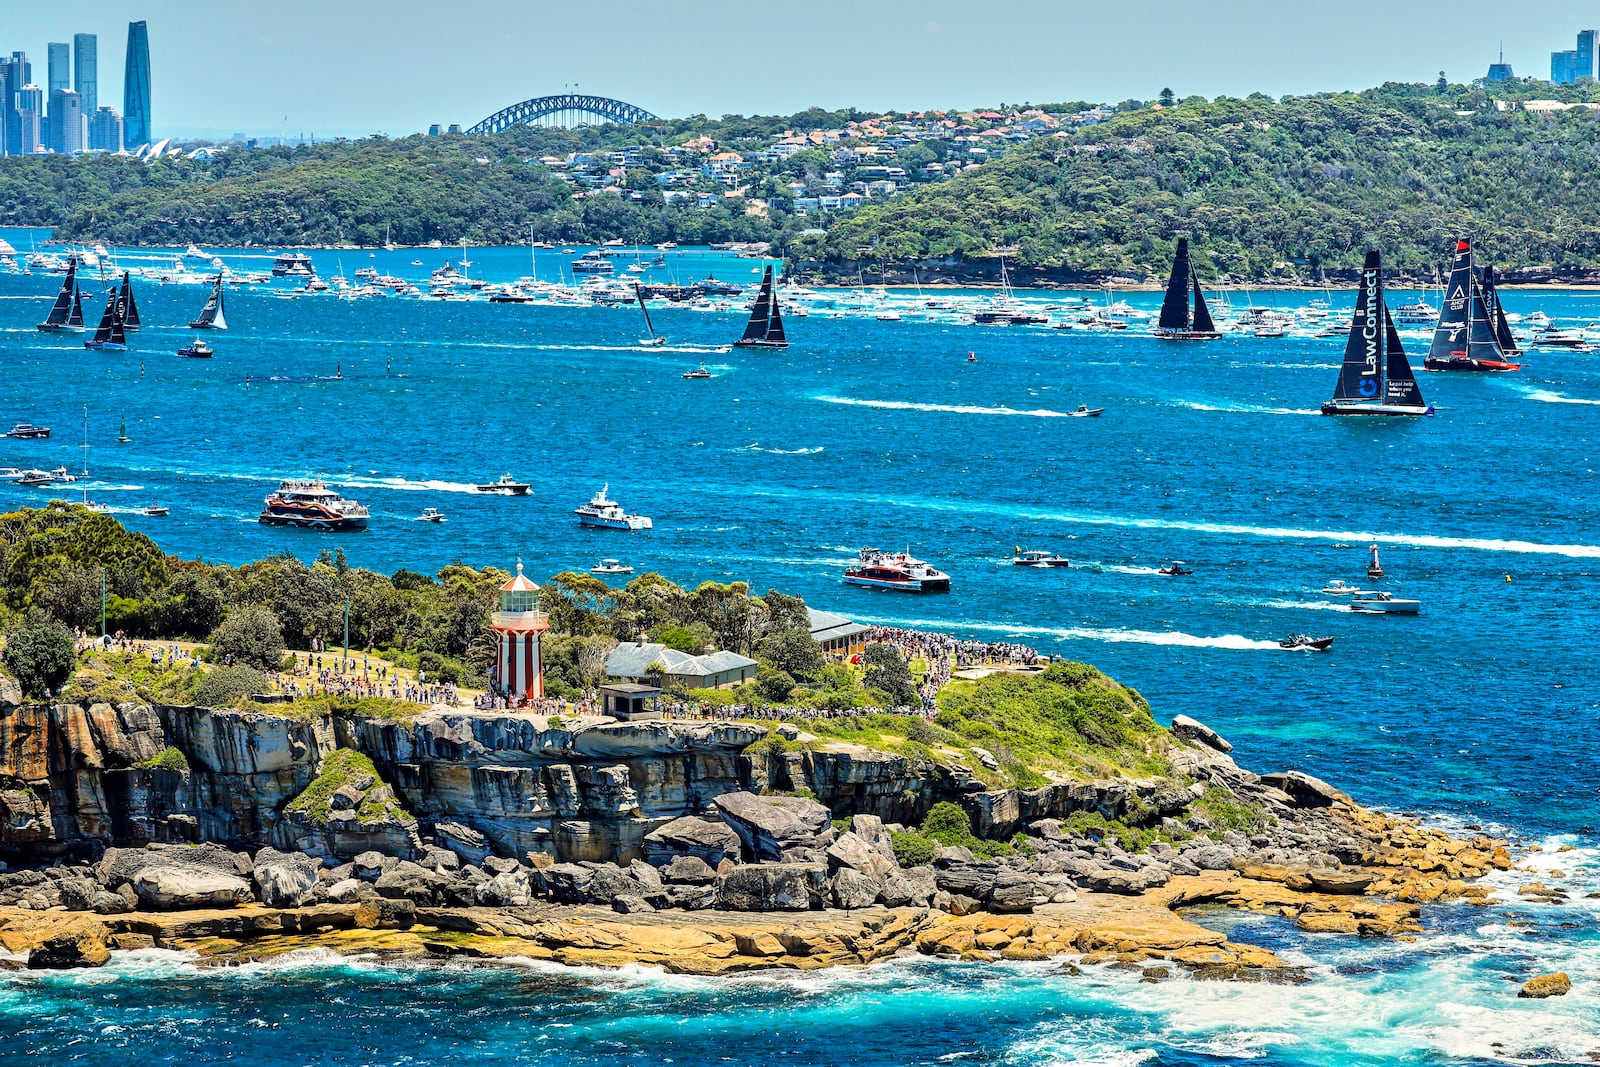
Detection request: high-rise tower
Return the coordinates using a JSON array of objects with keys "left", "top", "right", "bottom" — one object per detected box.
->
[
  {"left": 73, "top": 33, "right": 97, "bottom": 113},
  {"left": 47, "top": 43, "right": 70, "bottom": 96},
  {"left": 123, "top": 21, "right": 151, "bottom": 148}
]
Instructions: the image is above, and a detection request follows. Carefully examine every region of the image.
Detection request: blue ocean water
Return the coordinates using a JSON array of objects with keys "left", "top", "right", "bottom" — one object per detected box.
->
[{"left": 1, "top": 233, "right": 1597, "bottom": 1063}]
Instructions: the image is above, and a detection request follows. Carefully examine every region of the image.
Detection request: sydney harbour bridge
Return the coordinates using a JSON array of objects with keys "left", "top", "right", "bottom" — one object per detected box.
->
[{"left": 466, "top": 94, "right": 658, "bottom": 135}]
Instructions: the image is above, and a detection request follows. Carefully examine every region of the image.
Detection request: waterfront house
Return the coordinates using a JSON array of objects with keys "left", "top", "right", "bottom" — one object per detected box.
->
[
  {"left": 604, "top": 643, "right": 758, "bottom": 690},
  {"left": 807, "top": 608, "right": 871, "bottom": 660}
]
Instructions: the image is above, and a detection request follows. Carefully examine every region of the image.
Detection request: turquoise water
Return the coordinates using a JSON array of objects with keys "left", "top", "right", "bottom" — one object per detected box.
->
[{"left": 1, "top": 233, "right": 1597, "bottom": 1062}]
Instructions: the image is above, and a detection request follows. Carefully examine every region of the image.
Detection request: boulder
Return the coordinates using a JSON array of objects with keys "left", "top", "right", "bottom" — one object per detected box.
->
[
  {"left": 1171, "top": 714, "right": 1232, "bottom": 753},
  {"left": 324, "top": 878, "right": 370, "bottom": 903},
  {"left": 1518, "top": 973, "right": 1571, "bottom": 999},
  {"left": 665, "top": 884, "right": 718, "bottom": 911},
  {"left": 848, "top": 814, "right": 898, "bottom": 861},
  {"left": 1260, "top": 771, "right": 1351, "bottom": 809},
  {"left": 934, "top": 864, "right": 995, "bottom": 901},
  {"left": 878, "top": 866, "right": 937, "bottom": 908},
  {"left": 132, "top": 867, "right": 253, "bottom": 910},
  {"left": 27, "top": 925, "right": 111, "bottom": 970},
  {"left": 57, "top": 879, "right": 97, "bottom": 912},
  {"left": 641, "top": 816, "right": 742, "bottom": 867},
  {"left": 352, "top": 851, "right": 389, "bottom": 881},
  {"left": 1307, "top": 869, "right": 1374, "bottom": 895},
  {"left": 89, "top": 891, "right": 131, "bottom": 915},
  {"left": 434, "top": 822, "right": 492, "bottom": 866},
  {"left": 417, "top": 846, "right": 461, "bottom": 873},
  {"left": 586, "top": 865, "right": 649, "bottom": 904},
  {"left": 612, "top": 895, "right": 655, "bottom": 915},
  {"left": 482, "top": 856, "right": 522, "bottom": 876},
  {"left": 715, "top": 863, "right": 826, "bottom": 911},
  {"left": 660, "top": 855, "right": 718, "bottom": 885},
  {"left": 988, "top": 870, "right": 1044, "bottom": 914},
  {"left": 252, "top": 848, "right": 323, "bottom": 908},
  {"left": 536, "top": 863, "right": 596, "bottom": 904},
  {"left": 1190, "top": 844, "right": 1235, "bottom": 871},
  {"left": 374, "top": 861, "right": 445, "bottom": 904},
  {"left": 475, "top": 870, "right": 534, "bottom": 907},
  {"left": 826, "top": 831, "right": 898, "bottom": 880},
  {"left": 830, "top": 868, "right": 881, "bottom": 910},
  {"left": 712, "top": 792, "right": 832, "bottom": 863}
]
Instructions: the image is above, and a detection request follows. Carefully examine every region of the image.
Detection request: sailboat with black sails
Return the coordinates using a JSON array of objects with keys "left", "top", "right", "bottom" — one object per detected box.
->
[
  {"left": 732, "top": 265, "right": 788, "bottom": 349},
  {"left": 188, "top": 273, "right": 228, "bottom": 330},
  {"left": 83, "top": 288, "right": 128, "bottom": 352},
  {"left": 117, "top": 272, "right": 141, "bottom": 332},
  {"left": 37, "top": 258, "right": 81, "bottom": 332},
  {"left": 1423, "top": 238, "right": 1520, "bottom": 372},
  {"left": 1152, "top": 237, "right": 1221, "bottom": 340},
  {"left": 1321, "top": 251, "right": 1432, "bottom": 416}
]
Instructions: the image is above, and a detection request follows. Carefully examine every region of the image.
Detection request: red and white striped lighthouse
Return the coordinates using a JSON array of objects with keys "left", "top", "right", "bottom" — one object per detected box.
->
[{"left": 490, "top": 562, "right": 549, "bottom": 700}]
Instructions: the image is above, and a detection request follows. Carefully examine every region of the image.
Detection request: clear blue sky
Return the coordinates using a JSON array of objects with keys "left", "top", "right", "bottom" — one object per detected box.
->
[{"left": 2, "top": 1, "right": 1592, "bottom": 137}]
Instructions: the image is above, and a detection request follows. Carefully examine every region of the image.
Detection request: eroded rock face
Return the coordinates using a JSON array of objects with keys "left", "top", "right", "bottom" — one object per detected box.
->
[
  {"left": 134, "top": 867, "right": 253, "bottom": 910},
  {"left": 642, "top": 817, "right": 741, "bottom": 867},
  {"left": 252, "top": 848, "right": 322, "bottom": 908},
  {"left": 712, "top": 792, "right": 833, "bottom": 863},
  {"left": 715, "top": 863, "right": 826, "bottom": 911}
]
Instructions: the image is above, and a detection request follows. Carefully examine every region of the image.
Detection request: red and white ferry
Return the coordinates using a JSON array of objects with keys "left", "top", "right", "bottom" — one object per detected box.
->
[
  {"left": 842, "top": 548, "right": 951, "bottom": 593},
  {"left": 259, "top": 479, "right": 370, "bottom": 531}
]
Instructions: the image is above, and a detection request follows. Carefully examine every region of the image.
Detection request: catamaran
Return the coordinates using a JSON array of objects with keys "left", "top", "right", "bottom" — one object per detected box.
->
[
  {"left": 117, "top": 272, "right": 141, "bottom": 332},
  {"left": 188, "top": 273, "right": 228, "bottom": 329},
  {"left": 1423, "top": 239, "right": 1520, "bottom": 372},
  {"left": 83, "top": 289, "right": 128, "bottom": 351},
  {"left": 732, "top": 265, "right": 788, "bottom": 349},
  {"left": 37, "top": 259, "right": 81, "bottom": 331},
  {"left": 635, "top": 282, "right": 665, "bottom": 346},
  {"left": 1320, "top": 251, "right": 1432, "bottom": 416},
  {"left": 1152, "top": 237, "right": 1221, "bottom": 340}
]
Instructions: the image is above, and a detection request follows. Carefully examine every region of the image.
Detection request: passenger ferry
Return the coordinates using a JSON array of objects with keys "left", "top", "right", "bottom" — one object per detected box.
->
[
  {"left": 270, "top": 252, "right": 315, "bottom": 278},
  {"left": 843, "top": 548, "right": 951, "bottom": 592},
  {"left": 575, "top": 485, "right": 652, "bottom": 530},
  {"left": 258, "top": 479, "right": 370, "bottom": 531}
]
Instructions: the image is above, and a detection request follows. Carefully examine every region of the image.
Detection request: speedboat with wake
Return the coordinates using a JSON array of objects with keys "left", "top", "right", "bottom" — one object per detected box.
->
[
  {"left": 1157, "top": 562, "right": 1193, "bottom": 576},
  {"left": 1013, "top": 549, "right": 1069, "bottom": 568},
  {"left": 682, "top": 361, "right": 713, "bottom": 380},
  {"left": 258, "top": 479, "right": 369, "bottom": 531},
  {"left": 178, "top": 340, "right": 214, "bottom": 358},
  {"left": 1071, "top": 405, "right": 1103, "bottom": 417},
  {"left": 416, "top": 507, "right": 446, "bottom": 523},
  {"left": 1279, "top": 634, "right": 1334, "bottom": 651},
  {"left": 843, "top": 548, "right": 951, "bottom": 592},
  {"left": 476, "top": 474, "right": 531, "bottom": 496}
]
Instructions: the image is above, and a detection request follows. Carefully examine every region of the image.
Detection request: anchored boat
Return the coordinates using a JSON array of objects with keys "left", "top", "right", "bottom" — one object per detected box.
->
[
  {"left": 732, "top": 266, "right": 788, "bottom": 349},
  {"left": 1152, "top": 237, "right": 1222, "bottom": 340},
  {"left": 1320, "top": 251, "right": 1432, "bottom": 416}
]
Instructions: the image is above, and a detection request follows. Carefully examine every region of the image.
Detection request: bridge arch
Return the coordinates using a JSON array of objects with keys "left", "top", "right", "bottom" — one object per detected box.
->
[{"left": 467, "top": 94, "right": 658, "bottom": 134}]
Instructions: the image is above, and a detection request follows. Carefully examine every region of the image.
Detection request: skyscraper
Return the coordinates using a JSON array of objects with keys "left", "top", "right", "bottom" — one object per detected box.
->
[
  {"left": 1, "top": 53, "right": 31, "bottom": 156},
  {"left": 123, "top": 21, "right": 151, "bottom": 148},
  {"left": 47, "top": 43, "right": 70, "bottom": 95},
  {"left": 47, "top": 89, "right": 85, "bottom": 154},
  {"left": 16, "top": 84, "right": 43, "bottom": 155},
  {"left": 1578, "top": 30, "right": 1599, "bottom": 81},
  {"left": 87, "top": 106, "right": 123, "bottom": 152},
  {"left": 73, "top": 33, "right": 97, "bottom": 112},
  {"left": 1552, "top": 50, "right": 1578, "bottom": 84}
]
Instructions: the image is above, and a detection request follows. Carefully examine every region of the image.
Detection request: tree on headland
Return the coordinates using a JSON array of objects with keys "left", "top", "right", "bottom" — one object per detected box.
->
[
  {"left": 208, "top": 605, "right": 286, "bottom": 671},
  {"left": 1436, "top": 71, "right": 1448, "bottom": 93},
  {"left": 861, "top": 643, "right": 918, "bottom": 706},
  {"left": 2, "top": 624, "right": 76, "bottom": 699},
  {"left": 1159, "top": 87, "right": 1176, "bottom": 107}
]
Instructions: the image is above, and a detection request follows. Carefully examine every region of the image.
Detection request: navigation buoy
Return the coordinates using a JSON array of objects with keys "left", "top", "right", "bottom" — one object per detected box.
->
[
  {"left": 967, "top": 351, "right": 976, "bottom": 363},
  {"left": 1505, "top": 574, "right": 1512, "bottom": 583}
]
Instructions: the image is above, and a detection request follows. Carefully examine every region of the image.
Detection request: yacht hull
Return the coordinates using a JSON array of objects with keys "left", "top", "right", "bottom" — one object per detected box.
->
[
  {"left": 1320, "top": 402, "right": 1433, "bottom": 416},
  {"left": 843, "top": 575, "right": 950, "bottom": 592}
]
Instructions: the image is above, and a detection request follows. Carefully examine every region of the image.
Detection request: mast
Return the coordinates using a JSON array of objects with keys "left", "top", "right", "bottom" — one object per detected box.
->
[
  {"left": 1157, "top": 238, "right": 1193, "bottom": 331},
  {"left": 118, "top": 272, "right": 141, "bottom": 331},
  {"left": 635, "top": 282, "right": 656, "bottom": 339}
]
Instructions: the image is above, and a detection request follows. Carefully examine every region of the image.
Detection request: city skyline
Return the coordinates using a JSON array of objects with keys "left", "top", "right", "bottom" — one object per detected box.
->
[{"left": 0, "top": 1, "right": 1596, "bottom": 140}]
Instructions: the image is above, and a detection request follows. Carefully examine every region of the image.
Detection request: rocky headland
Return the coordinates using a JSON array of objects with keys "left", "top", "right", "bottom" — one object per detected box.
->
[{"left": 0, "top": 692, "right": 1514, "bottom": 978}]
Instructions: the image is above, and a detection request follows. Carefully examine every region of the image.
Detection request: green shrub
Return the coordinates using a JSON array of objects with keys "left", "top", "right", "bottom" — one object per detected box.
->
[
  {"left": 283, "top": 748, "right": 410, "bottom": 827},
  {"left": 208, "top": 605, "right": 285, "bottom": 671},
  {"left": 905, "top": 718, "right": 940, "bottom": 745},
  {"left": 890, "top": 831, "right": 937, "bottom": 868},
  {"left": 137, "top": 747, "right": 189, "bottom": 772},
  {"left": 193, "top": 665, "right": 269, "bottom": 708},
  {"left": 2, "top": 624, "right": 76, "bottom": 699},
  {"left": 921, "top": 801, "right": 973, "bottom": 843}
]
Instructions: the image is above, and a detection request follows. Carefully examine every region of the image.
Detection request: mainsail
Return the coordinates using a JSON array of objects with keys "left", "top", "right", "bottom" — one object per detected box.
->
[
  {"left": 1332, "top": 251, "right": 1387, "bottom": 402},
  {"left": 1157, "top": 238, "right": 1193, "bottom": 331},
  {"left": 86, "top": 290, "right": 125, "bottom": 348},
  {"left": 1383, "top": 306, "right": 1426, "bottom": 408},
  {"left": 67, "top": 288, "right": 84, "bottom": 328},
  {"left": 635, "top": 282, "right": 656, "bottom": 338},
  {"left": 1481, "top": 266, "right": 1519, "bottom": 354},
  {"left": 1427, "top": 239, "right": 1479, "bottom": 364},
  {"left": 39, "top": 260, "right": 77, "bottom": 328},
  {"left": 190, "top": 274, "right": 227, "bottom": 329},
  {"left": 118, "top": 272, "right": 141, "bottom": 331},
  {"left": 733, "top": 266, "right": 787, "bottom": 348}
]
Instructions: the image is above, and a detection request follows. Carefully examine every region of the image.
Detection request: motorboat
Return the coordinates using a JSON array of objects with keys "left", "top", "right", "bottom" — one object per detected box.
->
[
  {"left": 591, "top": 558, "right": 635, "bottom": 576},
  {"left": 19, "top": 467, "right": 75, "bottom": 486},
  {"left": 575, "top": 484, "right": 652, "bottom": 530},
  {"left": 141, "top": 504, "right": 169, "bottom": 517},
  {"left": 682, "top": 363, "right": 713, "bottom": 379},
  {"left": 0, "top": 468, "right": 22, "bottom": 480},
  {"left": 259, "top": 479, "right": 370, "bottom": 531},
  {"left": 476, "top": 474, "right": 531, "bottom": 496},
  {"left": 4, "top": 422, "right": 50, "bottom": 439},
  {"left": 1392, "top": 301, "right": 1437, "bottom": 325},
  {"left": 1157, "top": 562, "right": 1193, "bottom": 576},
  {"left": 177, "top": 340, "right": 214, "bottom": 358},
  {"left": 1531, "top": 327, "right": 1588, "bottom": 349},
  {"left": 1013, "top": 549, "right": 1070, "bottom": 568},
  {"left": 417, "top": 507, "right": 446, "bottom": 523},
  {"left": 1349, "top": 591, "right": 1420, "bottom": 614},
  {"left": 843, "top": 548, "right": 951, "bottom": 592},
  {"left": 1070, "top": 405, "right": 1104, "bottom": 418},
  {"left": 1320, "top": 580, "right": 1367, "bottom": 595},
  {"left": 271, "top": 252, "right": 315, "bottom": 278},
  {"left": 1279, "top": 634, "right": 1334, "bottom": 651}
]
